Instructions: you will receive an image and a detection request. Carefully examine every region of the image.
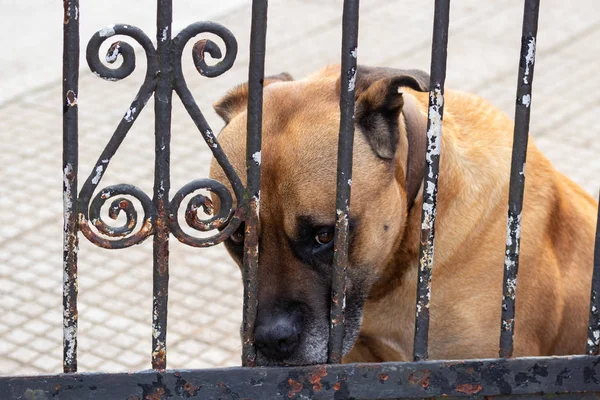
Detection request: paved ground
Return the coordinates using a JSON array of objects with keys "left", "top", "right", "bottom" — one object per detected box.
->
[{"left": 0, "top": 0, "right": 599, "bottom": 376}]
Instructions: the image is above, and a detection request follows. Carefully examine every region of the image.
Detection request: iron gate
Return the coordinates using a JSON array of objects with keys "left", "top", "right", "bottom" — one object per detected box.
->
[{"left": 1, "top": 0, "right": 600, "bottom": 398}]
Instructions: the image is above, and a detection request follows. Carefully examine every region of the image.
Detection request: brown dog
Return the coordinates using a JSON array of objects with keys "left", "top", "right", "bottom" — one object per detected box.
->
[{"left": 209, "top": 65, "right": 598, "bottom": 366}]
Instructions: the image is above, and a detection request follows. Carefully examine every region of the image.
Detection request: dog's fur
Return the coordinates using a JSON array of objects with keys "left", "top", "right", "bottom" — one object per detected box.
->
[{"left": 209, "top": 65, "right": 598, "bottom": 365}]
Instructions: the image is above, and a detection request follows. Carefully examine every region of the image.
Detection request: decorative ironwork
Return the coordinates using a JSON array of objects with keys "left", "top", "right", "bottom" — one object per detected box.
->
[{"left": 63, "top": 0, "right": 252, "bottom": 371}]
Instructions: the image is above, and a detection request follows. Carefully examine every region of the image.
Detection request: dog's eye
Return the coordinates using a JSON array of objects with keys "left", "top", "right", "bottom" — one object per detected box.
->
[
  {"left": 314, "top": 230, "right": 334, "bottom": 246},
  {"left": 230, "top": 226, "right": 245, "bottom": 245}
]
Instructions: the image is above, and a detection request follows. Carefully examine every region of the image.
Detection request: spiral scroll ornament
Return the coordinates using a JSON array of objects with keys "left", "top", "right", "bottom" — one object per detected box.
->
[
  {"left": 168, "top": 179, "right": 243, "bottom": 247},
  {"left": 79, "top": 22, "right": 245, "bottom": 249}
]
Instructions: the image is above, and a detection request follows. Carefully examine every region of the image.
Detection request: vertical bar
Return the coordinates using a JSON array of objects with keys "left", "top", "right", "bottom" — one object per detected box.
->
[
  {"left": 499, "top": 0, "right": 540, "bottom": 359},
  {"left": 413, "top": 0, "right": 450, "bottom": 362},
  {"left": 151, "top": 0, "right": 173, "bottom": 370},
  {"left": 62, "top": 0, "right": 79, "bottom": 374},
  {"left": 241, "top": 0, "right": 268, "bottom": 368},
  {"left": 328, "top": 0, "right": 360, "bottom": 364},
  {"left": 586, "top": 195, "right": 600, "bottom": 355}
]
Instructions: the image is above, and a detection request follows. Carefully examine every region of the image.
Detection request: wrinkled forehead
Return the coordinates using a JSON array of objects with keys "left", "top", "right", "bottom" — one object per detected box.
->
[{"left": 213, "top": 76, "right": 388, "bottom": 234}]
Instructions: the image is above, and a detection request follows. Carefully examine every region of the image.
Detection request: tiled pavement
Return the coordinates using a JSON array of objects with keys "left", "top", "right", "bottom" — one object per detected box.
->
[{"left": 0, "top": 0, "right": 599, "bottom": 376}]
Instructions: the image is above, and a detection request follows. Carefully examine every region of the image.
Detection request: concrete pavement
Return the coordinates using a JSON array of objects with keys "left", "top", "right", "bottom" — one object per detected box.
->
[{"left": 0, "top": 0, "right": 599, "bottom": 375}]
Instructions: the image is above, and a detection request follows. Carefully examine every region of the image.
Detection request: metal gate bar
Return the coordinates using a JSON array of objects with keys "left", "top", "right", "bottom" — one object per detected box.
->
[
  {"left": 587, "top": 199, "right": 600, "bottom": 355},
  {"left": 500, "top": 0, "right": 540, "bottom": 359},
  {"left": 62, "top": 0, "right": 80, "bottom": 375},
  {"left": 413, "top": 0, "right": 451, "bottom": 362},
  {"left": 151, "top": 0, "right": 174, "bottom": 371},
  {"left": 241, "top": 0, "right": 268, "bottom": 368},
  {"left": 329, "top": 0, "right": 360, "bottom": 365}
]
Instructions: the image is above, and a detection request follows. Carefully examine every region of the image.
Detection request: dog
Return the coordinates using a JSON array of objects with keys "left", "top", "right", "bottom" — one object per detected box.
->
[{"left": 208, "top": 65, "right": 598, "bottom": 366}]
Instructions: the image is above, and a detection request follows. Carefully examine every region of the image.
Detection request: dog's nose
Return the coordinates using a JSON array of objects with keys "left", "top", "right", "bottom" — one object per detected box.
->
[{"left": 254, "top": 311, "right": 302, "bottom": 359}]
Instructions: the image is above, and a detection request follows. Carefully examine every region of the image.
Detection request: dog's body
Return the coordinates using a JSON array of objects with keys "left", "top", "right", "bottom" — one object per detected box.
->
[{"left": 209, "top": 65, "right": 598, "bottom": 365}]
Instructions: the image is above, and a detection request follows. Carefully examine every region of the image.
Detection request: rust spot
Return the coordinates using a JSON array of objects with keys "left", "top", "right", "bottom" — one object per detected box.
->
[
  {"left": 287, "top": 378, "right": 303, "bottom": 398},
  {"left": 456, "top": 383, "right": 482, "bottom": 395},
  {"left": 309, "top": 365, "right": 328, "bottom": 391},
  {"left": 183, "top": 382, "right": 200, "bottom": 396},
  {"left": 152, "top": 348, "right": 166, "bottom": 369},
  {"left": 408, "top": 370, "right": 430, "bottom": 388},
  {"left": 333, "top": 381, "right": 341, "bottom": 391},
  {"left": 144, "top": 387, "right": 166, "bottom": 400},
  {"left": 63, "top": 0, "right": 70, "bottom": 24},
  {"left": 66, "top": 90, "right": 77, "bottom": 107},
  {"left": 379, "top": 373, "right": 389, "bottom": 383},
  {"left": 193, "top": 40, "right": 208, "bottom": 62}
]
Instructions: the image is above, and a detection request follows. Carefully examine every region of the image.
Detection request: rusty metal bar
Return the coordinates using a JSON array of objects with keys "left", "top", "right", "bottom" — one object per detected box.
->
[
  {"left": 241, "top": 0, "right": 268, "bottom": 367},
  {"left": 328, "top": 0, "right": 360, "bottom": 364},
  {"left": 62, "top": 0, "right": 80, "bottom": 374},
  {"left": 587, "top": 193, "right": 600, "bottom": 355},
  {"left": 499, "top": 0, "right": 540, "bottom": 359},
  {"left": 151, "top": 0, "right": 173, "bottom": 370},
  {"left": 413, "top": 0, "right": 451, "bottom": 362},
  {"left": 4, "top": 355, "right": 600, "bottom": 399}
]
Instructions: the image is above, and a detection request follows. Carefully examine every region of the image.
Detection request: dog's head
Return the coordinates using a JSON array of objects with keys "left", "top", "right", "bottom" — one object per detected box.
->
[{"left": 209, "top": 65, "right": 429, "bottom": 365}]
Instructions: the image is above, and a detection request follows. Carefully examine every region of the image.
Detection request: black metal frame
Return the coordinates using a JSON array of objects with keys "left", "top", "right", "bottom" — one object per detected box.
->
[{"left": 1, "top": 0, "right": 600, "bottom": 398}]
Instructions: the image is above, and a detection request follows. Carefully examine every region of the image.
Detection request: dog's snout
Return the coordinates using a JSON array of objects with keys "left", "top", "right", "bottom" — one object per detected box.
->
[{"left": 254, "top": 311, "right": 302, "bottom": 360}]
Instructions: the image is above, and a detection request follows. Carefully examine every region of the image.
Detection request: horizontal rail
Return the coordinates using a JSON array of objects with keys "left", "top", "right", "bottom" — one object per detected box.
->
[{"left": 3, "top": 355, "right": 600, "bottom": 399}]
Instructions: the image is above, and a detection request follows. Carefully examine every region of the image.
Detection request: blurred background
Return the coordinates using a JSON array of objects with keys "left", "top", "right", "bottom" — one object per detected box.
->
[{"left": 0, "top": 0, "right": 598, "bottom": 375}]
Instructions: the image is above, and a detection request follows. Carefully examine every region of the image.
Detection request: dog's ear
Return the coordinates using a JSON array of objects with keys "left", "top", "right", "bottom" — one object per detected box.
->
[
  {"left": 353, "top": 66, "right": 429, "bottom": 160},
  {"left": 214, "top": 72, "right": 294, "bottom": 123}
]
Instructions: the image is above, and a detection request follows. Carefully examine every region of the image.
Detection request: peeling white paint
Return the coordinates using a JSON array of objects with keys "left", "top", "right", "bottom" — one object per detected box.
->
[
  {"left": 523, "top": 37, "right": 536, "bottom": 85},
  {"left": 125, "top": 106, "right": 136, "bottom": 122},
  {"left": 252, "top": 151, "right": 261, "bottom": 166},
  {"left": 522, "top": 94, "right": 531, "bottom": 107},
  {"left": 515, "top": 213, "right": 522, "bottom": 241},
  {"left": 66, "top": 91, "right": 77, "bottom": 107},
  {"left": 348, "top": 68, "right": 357, "bottom": 92},
  {"left": 74, "top": 6, "right": 79, "bottom": 20},
  {"left": 91, "top": 165, "right": 103, "bottom": 185},
  {"left": 254, "top": 194, "right": 260, "bottom": 213},
  {"left": 520, "top": 162, "right": 526, "bottom": 176},
  {"left": 63, "top": 325, "right": 77, "bottom": 365},
  {"left": 63, "top": 164, "right": 73, "bottom": 219},
  {"left": 506, "top": 277, "right": 518, "bottom": 298},
  {"left": 350, "top": 47, "right": 357, "bottom": 58},
  {"left": 425, "top": 87, "right": 443, "bottom": 176},
  {"left": 205, "top": 129, "right": 218, "bottom": 148},
  {"left": 161, "top": 26, "right": 169, "bottom": 42},
  {"left": 99, "top": 24, "right": 116, "bottom": 38},
  {"left": 347, "top": 179, "right": 352, "bottom": 186},
  {"left": 106, "top": 46, "right": 119, "bottom": 63}
]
